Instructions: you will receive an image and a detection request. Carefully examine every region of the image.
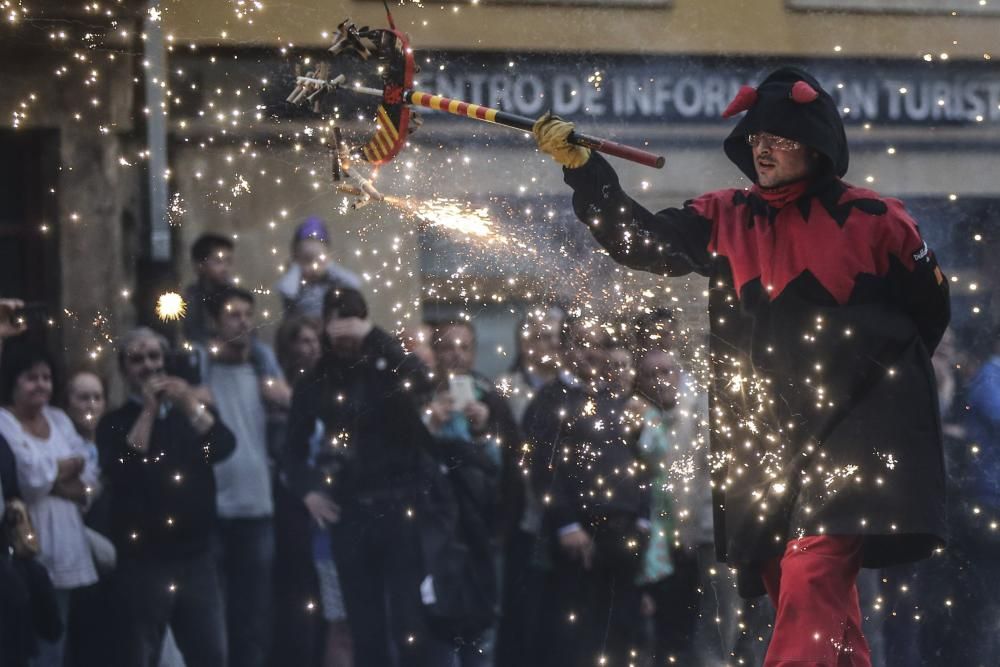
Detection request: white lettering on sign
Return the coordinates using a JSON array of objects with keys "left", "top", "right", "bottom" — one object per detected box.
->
[
  {"left": 430, "top": 69, "right": 1000, "bottom": 124},
  {"left": 514, "top": 75, "right": 545, "bottom": 115}
]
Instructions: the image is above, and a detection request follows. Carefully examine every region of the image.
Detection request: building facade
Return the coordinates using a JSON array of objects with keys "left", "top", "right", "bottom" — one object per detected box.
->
[{"left": 3, "top": 0, "right": 998, "bottom": 379}]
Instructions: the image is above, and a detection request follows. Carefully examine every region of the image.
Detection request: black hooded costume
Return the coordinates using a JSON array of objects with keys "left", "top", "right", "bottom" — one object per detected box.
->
[{"left": 561, "top": 67, "right": 950, "bottom": 597}]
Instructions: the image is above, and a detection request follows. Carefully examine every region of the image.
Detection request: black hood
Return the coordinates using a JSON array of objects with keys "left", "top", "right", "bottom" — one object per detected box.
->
[{"left": 723, "top": 67, "right": 849, "bottom": 183}]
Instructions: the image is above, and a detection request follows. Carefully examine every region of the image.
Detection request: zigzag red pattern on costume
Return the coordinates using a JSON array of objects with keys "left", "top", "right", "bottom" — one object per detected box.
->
[{"left": 694, "top": 185, "right": 925, "bottom": 305}]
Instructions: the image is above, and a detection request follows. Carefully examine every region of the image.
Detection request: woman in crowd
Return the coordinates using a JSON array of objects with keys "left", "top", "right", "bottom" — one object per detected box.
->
[
  {"left": 64, "top": 372, "right": 105, "bottom": 456},
  {"left": 61, "top": 370, "right": 120, "bottom": 666},
  {"left": 274, "top": 313, "right": 353, "bottom": 667},
  {"left": 0, "top": 337, "right": 99, "bottom": 667},
  {"left": 275, "top": 315, "right": 324, "bottom": 382}
]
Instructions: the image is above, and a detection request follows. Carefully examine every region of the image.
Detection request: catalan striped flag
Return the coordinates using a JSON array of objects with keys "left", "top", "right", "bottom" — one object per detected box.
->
[{"left": 362, "top": 105, "right": 403, "bottom": 163}]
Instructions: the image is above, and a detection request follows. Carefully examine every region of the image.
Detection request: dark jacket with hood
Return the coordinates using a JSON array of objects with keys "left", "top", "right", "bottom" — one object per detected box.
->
[{"left": 561, "top": 67, "right": 950, "bottom": 596}]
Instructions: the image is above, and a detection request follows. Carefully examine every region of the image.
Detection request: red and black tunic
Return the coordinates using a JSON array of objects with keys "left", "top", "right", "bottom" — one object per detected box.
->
[{"left": 564, "top": 152, "right": 950, "bottom": 596}]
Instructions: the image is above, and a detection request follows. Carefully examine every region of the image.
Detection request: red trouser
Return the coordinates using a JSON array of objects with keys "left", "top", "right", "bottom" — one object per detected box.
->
[{"left": 761, "top": 536, "right": 872, "bottom": 667}]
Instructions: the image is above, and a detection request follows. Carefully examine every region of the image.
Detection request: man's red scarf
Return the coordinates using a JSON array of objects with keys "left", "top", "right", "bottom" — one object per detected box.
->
[{"left": 752, "top": 179, "right": 809, "bottom": 209}]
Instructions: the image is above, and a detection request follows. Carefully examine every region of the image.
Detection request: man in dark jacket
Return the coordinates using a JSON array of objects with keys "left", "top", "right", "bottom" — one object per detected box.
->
[
  {"left": 534, "top": 67, "right": 950, "bottom": 666},
  {"left": 182, "top": 233, "right": 235, "bottom": 344},
  {"left": 523, "top": 315, "right": 650, "bottom": 667},
  {"left": 425, "top": 318, "right": 518, "bottom": 666},
  {"left": 97, "top": 327, "right": 236, "bottom": 667},
  {"left": 281, "top": 287, "right": 445, "bottom": 667}
]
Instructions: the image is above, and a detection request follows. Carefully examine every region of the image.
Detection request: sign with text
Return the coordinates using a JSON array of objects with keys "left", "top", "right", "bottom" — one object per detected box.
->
[{"left": 414, "top": 53, "right": 1000, "bottom": 126}]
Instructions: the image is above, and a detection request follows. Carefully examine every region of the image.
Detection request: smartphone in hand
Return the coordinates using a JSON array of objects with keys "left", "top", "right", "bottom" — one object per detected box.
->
[{"left": 448, "top": 374, "right": 476, "bottom": 411}]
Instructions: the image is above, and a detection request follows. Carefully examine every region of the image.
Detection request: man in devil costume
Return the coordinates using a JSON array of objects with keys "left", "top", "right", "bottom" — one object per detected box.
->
[{"left": 533, "top": 67, "right": 950, "bottom": 666}]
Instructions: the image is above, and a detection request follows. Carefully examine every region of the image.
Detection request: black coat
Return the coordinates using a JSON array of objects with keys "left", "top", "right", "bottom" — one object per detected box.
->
[
  {"left": 564, "top": 153, "right": 950, "bottom": 596},
  {"left": 281, "top": 330, "right": 500, "bottom": 636},
  {"left": 524, "top": 376, "right": 650, "bottom": 533},
  {"left": 281, "top": 326, "right": 436, "bottom": 502},
  {"left": 97, "top": 402, "right": 236, "bottom": 560}
]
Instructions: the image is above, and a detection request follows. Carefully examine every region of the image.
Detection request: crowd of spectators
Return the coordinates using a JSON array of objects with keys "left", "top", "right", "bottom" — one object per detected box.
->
[{"left": 0, "top": 218, "right": 997, "bottom": 667}]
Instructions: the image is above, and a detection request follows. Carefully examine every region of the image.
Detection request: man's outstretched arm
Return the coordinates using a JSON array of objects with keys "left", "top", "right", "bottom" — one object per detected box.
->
[
  {"left": 564, "top": 153, "right": 715, "bottom": 277},
  {"left": 535, "top": 115, "right": 714, "bottom": 277}
]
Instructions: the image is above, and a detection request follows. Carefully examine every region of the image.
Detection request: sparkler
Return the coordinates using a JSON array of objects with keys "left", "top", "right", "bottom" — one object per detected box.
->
[
  {"left": 156, "top": 292, "right": 187, "bottom": 321},
  {"left": 336, "top": 183, "right": 501, "bottom": 241}
]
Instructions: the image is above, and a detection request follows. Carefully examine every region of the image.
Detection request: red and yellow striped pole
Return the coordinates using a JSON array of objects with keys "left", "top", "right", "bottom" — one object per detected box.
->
[
  {"left": 409, "top": 91, "right": 500, "bottom": 123},
  {"left": 407, "top": 90, "right": 664, "bottom": 169}
]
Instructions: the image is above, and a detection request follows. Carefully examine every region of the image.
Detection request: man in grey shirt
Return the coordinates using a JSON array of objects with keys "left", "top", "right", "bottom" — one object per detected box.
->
[{"left": 201, "top": 287, "right": 291, "bottom": 667}]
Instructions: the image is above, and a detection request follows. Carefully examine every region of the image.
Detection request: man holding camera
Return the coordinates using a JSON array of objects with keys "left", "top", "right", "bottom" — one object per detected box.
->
[{"left": 97, "top": 327, "right": 236, "bottom": 667}]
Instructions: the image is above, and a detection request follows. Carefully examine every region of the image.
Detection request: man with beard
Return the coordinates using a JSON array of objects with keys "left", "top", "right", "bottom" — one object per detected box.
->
[
  {"left": 281, "top": 287, "right": 445, "bottom": 667},
  {"left": 534, "top": 67, "right": 950, "bottom": 666}
]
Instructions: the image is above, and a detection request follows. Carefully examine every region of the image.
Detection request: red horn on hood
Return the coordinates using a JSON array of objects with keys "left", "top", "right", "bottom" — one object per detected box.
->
[
  {"left": 722, "top": 85, "right": 758, "bottom": 118},
  {"left": 790, "top": 81, "right": 819, "bottom": 103}
]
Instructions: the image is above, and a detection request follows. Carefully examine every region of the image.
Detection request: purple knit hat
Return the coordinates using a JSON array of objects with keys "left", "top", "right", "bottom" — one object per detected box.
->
[{"left": 294, "top": 216, "right": 330, "bottom": 244}]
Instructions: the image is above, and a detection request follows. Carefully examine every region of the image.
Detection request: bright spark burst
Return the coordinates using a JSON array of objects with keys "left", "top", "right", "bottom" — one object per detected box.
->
[
  {"left": 337, "top": 183, "right": 500, "bottom": 241},
  {"left": 167, "top": 193, "right": 186, "bottom": 226},
  {"left": 156, "top": 292, "right": 187, "bottom": 321},
  {"left": 233, "top": 0, "right": 264, "bottom": 20},
  {"left": 231, "top": 174, "right": 251, "bottom": 197},
  {"left": 402, "top": 197, "right": 497, "bottom": 239}
]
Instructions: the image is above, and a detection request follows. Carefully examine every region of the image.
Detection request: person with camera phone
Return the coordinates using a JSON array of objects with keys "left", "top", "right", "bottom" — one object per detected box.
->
[
  {"left": 97, "top": 327, "right": 236, "bottom": 667},
  {"left": 424, "top": 318, "right": 521, "bottom": 667}
]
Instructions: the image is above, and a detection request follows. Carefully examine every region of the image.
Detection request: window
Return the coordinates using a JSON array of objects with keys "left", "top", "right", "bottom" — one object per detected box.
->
[{"left": 0, "top": 129, "right": 61, "bottom": 308}]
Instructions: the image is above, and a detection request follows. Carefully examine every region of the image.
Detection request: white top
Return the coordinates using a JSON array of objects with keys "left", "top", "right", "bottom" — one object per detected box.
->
[
  {"left": 207, "top": 361, "right": 274, "bottom": 518},
  {"left": 0, "top": 406, "right": 99, "bottom": 589}
]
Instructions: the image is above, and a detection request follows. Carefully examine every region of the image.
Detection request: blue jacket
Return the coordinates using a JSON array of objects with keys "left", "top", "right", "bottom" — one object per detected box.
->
[{"left": 965, "top": 356, "right": 1000, "bottom": 506}]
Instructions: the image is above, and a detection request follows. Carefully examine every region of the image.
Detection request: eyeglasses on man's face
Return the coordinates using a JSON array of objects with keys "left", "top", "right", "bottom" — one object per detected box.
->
[
  {"left": 747, "top": 132, "right": 803, "bottom": 152},
  {"left": 126, "top": 350, "right": 163, "bottom": 365}
]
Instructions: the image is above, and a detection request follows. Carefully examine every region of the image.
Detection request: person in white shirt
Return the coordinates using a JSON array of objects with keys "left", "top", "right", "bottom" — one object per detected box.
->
[{"left": 0, "top": 339, "right": 99, "bottom": 667}]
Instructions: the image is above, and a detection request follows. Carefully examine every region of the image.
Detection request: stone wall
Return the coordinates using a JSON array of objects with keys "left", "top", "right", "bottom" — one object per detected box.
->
[{"left": 1, "top": 1, "right": 147, "bottom": 397}]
